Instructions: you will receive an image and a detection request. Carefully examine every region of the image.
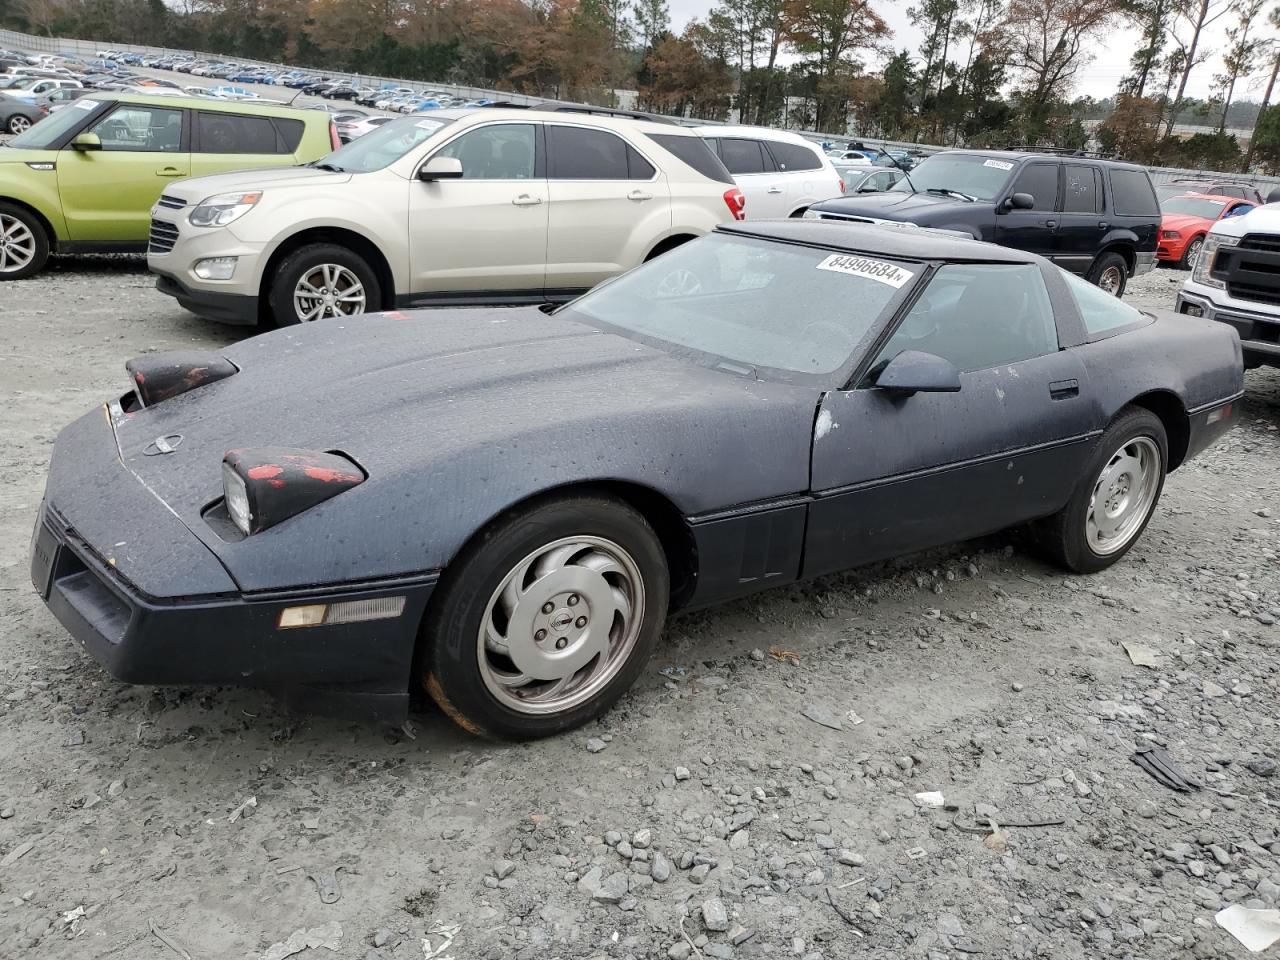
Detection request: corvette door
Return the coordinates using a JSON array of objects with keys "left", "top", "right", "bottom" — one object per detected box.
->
[{"left": 804, "top": 262, "right": 1101, "bottom": 578}]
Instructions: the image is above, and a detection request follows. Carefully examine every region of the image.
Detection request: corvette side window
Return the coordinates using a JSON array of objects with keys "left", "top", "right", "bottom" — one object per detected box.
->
[
  {"left": 1060, "top": 268, "right": 1146, "bottom": 335},
  {"left": 866, "top": 263, "right": 1057, "bottom": 379}
]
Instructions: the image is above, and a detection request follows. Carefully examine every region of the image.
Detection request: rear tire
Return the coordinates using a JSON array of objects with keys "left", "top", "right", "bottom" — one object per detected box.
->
[
  {"left": 420, "top": 493, "right": 669, "bottom": 740},
  {"left": 6, "top": 113, "right": 31, "bottom": 135},
  {"left": 267, "top": 243, "right": 380, "bottom": 326},
  {"left": 1088, "top": 251, "right": 1128, "bottom": 297},
  {"left": 1036, "top": 407, "right": 1167, "bottom": 574},
  {"left": 0, "top": 201, "right": 50, "bottom": 281}
]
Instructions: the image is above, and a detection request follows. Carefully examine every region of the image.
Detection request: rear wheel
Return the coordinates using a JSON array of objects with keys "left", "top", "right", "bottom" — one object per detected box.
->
[
  {"left": 267, "top": 243, "right": 380, "bottom": 326},
  {"left": 1037, "top": 407, "right": 1167, "bottom": 573},
  {"left": 5, "top": 113, "right": 31, "bottom": 135},
  {"left": 420, "top": 494, "right": 669, "bottom": 739},
  {"left": 1088, "top": 251, "right": 1128, "bottom": 297},
  {"left": 0, "top": 202, "right": 49, "bottom": 281}
]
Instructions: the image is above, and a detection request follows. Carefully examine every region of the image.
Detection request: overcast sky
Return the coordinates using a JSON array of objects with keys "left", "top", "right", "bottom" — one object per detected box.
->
[{"left": 667, "top": 0, "right": 1276, "bottom": 102}]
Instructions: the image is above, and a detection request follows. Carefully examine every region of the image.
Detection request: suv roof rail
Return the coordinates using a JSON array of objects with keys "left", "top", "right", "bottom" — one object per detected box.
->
[
  {"left": 537, "top": 103, "right": 681, "bottom": 125},
  {"left": 1005, "top": 145, "right": 1120, "bottom": 160},
  {"left": 1169, "top": 176, "right": 1253, "bottom": 185}
]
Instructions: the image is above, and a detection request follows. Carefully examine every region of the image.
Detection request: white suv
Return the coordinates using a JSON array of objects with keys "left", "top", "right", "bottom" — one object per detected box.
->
[
  {"left": 147, "top": 108, "right": 744, "bottom": 325},
  {"left": 694, "top": 125, "right": 843, "bottom": 219}
]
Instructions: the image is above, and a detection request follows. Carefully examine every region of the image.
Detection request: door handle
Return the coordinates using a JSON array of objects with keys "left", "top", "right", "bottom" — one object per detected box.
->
[
  {"left": 1049, "top": 379, "right": 1079, "bottom": 400},
  {"left": 156, "top": 167, "right": 184, "bottom": 177},
  {"left": 1098, "top": 221, "right": 1109, "bottom": 230},
  {"left": 766, "top": 187, "right": 783, "bottom": 194},
  {"left": 511, "top": 194, "right": 543, "bottom": 206},
  {"left": 627, "top": 189, "right": 653, "bottom": 201},
  {"left": 1044, "top": 219, "right": 1057, "bottom": 228}
]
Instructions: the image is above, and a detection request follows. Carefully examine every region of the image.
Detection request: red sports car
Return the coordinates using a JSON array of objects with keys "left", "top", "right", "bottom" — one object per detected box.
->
[{"left": 1157, "top": 192, "right": 1257, "bottom": 268}]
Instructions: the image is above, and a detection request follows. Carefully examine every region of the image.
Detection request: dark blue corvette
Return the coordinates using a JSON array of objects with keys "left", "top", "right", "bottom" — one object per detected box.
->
[{"left": 30, "top": 221, "right": 1242, "bottom": 738}]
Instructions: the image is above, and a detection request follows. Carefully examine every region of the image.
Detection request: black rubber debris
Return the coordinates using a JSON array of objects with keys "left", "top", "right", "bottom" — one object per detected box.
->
[{"left": 1131, "top": 745, "right": 1202, "bottom": 792}]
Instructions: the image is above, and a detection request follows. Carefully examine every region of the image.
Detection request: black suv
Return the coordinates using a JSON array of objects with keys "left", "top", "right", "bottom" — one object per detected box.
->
[{"left": 806, "top": 150, "right": 1161, "bottom": 297}]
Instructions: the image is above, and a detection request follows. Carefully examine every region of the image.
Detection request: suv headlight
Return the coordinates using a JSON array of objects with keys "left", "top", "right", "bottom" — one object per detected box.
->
[
  {"left": 189, "top": 191, "right": 262, "bottom": 228},
  {"left": 1191, "top": 234, "right": 1238, "bottom": 288}
]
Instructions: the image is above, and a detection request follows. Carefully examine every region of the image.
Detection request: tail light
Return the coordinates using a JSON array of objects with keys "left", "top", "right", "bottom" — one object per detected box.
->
[
  {"left": 329, "top": 121, "right": 340, "bottom": 151},
  {"left": 723, "top": 187, "right": 746, "bottom": 221},
  {"left": 838, "top": 179, "right": 844, "bottom": 194}
]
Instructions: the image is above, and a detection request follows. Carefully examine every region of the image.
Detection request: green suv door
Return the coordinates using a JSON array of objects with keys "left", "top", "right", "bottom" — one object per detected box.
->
[{"left": 57, "top": 103, "right": 191, "bottom": 242}]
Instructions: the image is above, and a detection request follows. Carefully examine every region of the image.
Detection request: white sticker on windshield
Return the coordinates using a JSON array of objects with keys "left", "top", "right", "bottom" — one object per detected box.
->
[
  {"left": 983, "top": 159, "right": 1014, "bottom": 170},
  {"left": 816, "top": 254, "right": 914, "bottom": 288}
]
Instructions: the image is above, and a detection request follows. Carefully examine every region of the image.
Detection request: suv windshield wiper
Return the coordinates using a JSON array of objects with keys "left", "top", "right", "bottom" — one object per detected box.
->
[
  {"left": 310, "top": 161, "right": 345, "bottom": 172},
  {"left": 925, "top": 187, "right": 976, "bottom": 202}
]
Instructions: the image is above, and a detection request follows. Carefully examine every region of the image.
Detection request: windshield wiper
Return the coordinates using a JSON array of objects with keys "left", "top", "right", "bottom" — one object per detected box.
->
[
  {"left": 310, "top": 161, "right": 344, "bottom": 172},
  {"left": 925, "top": 188, "right": 976, "bottom": 202}
]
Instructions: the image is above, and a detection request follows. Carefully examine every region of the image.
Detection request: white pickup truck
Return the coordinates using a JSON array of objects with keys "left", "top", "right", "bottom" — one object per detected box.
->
[{"left": 1178, "top": 189, "right": 1280, "bottom": 368}]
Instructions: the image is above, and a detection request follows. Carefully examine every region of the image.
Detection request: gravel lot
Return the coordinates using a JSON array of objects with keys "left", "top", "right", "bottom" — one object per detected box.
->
[{"left": 1, "top": 261, "right": 1278, "bottom": 960}]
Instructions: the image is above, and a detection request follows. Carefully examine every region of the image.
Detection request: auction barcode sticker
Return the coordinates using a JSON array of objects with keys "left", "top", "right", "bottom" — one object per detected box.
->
[
  {"left": 983, "top": 159, "right": 1014, "bottom": 170},
  {"left": 815, "top": 254, "right": 914, "bottom": 288}
]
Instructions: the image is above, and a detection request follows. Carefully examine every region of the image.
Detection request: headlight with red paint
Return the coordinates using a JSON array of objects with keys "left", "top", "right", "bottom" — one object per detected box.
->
[{"left": 221, "top": 448, "right": 365, "bottom": 536}]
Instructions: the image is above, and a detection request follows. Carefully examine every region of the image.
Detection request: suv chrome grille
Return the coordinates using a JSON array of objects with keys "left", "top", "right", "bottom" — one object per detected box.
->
[
  {"left": 1217, "top": 234, "right": 1280, "bottom": 306},
  {"left": 148, "top": 218, "right": 179, "bottom": 255},
  {"left": 156, "top": 195, "right": 186, "bottom": 210}
]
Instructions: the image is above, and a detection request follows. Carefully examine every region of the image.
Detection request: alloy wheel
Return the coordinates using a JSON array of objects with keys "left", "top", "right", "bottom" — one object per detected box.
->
[
  {"left": 477, "top": 536, "right": 645, "bottom": 715},
  {"left": 0, "top": 213, "right": 37, "bottom": 275},
  {"left": 1086, "top": 436, "right": 1161, "bottom": 556},
  {"left": 293, "top": 263, "right": 367, "bottom": 322},
  {"left": 1185, "top": 237, "right": 1203, "bottom": 269},
  {"left": 1098, "top": 265, "right": 1124, "bottom": 296},
  {"left": 8, "top": 115, "right": 31, "bottom": 135}
]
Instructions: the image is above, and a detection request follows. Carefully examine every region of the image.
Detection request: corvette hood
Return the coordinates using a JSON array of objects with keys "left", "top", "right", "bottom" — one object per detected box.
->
[
  {"left": 108, "top": 308, "right": 819, "bottom": 590},
  {"left": 809, "top": 190, "right": 961, "bottom": 220}
]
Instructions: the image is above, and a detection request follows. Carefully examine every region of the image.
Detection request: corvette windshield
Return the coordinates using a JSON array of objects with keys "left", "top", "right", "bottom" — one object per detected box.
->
[
  {"left": 566, "top": 233, "right": 916, "bottom": 382},
  {"left": 889, "top": 153, "right": 1015, "bottom": 201},
  {"left": 319, "top": 115, "right": 453, "bottom": 173}
]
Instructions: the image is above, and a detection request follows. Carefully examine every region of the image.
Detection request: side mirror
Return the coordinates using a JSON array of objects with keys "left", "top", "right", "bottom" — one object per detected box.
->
[
  {"left": 1267, "top": 186, "right": 1280, "bottom": 205},
  {"left": 418, "top": 156, "right": 462, "bottom": 181},
  {"left": 1001, "top": 192, "right": 1034, "bottom": 212},
  {"left": 858, "top": 185, "right": 879, "bottom": 193},
  {"left": 70, "top": 132, "right": 101, "bottom": 151},
  {"left": 875, "top": 350, "right": 962, "bottom": 397}
]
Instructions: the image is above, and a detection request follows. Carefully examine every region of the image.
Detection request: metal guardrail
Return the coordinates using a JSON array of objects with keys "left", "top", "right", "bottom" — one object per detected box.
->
[{"left": 5, "top": 26, "right": 1279, "bottom": 191}]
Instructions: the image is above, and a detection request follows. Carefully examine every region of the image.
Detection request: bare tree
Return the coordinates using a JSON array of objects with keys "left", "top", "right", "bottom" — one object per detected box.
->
[
  {"left": 1163, "top": 0, "right": 1233, "bottom": 136},
  {"left": 1214, "top": 0, "right": 1265, "bottom": 133},
  {"left": 1003, "top": 0, "right": 1122, "bottom": 136}
]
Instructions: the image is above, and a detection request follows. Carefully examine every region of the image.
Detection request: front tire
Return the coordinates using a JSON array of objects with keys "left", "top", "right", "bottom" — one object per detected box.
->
[
  {"left": 1088, "top": 251, "right": 1128, "bottom": 297},
  {"left": 420, "top": 494, "right": 669, "bottom": 740},
  {"left": 6, "top": 114, "right": 31, "bottom": 135},
  {"left": 1037, "top": 407, "right": 1168, "bottom": 573},
  {"left": 0, "top": 202, "right": 50, "bottom": 280},
  {"left": 1181, "top": 236, "right": 1203, "bottom": 270},
  {"left": 267, "top": 243, "right": 380, "bottom": 326}
]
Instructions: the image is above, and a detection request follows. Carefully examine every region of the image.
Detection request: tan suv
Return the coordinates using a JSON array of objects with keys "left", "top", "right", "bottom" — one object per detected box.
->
[{"left": 147, "top": 108, "right": 745, "bottom": 325}]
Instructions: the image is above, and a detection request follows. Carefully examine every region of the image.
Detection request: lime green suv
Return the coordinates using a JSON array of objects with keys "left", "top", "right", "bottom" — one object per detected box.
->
[{"left": 0, "top": 92, "right": 336, "bottom": 279}]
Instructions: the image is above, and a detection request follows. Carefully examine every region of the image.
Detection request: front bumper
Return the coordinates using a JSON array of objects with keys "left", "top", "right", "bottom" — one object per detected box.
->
[
  {"left": 1176, "top": 285, "right": 1280, "bottom": 368},
  {"left": 1157, "top": 240, "right": 1187, "bottom": 263},
  {"left": 153, "top": 271, "right": 259, "bottom": 326},
  {"left": 31, "top": 503, "right": 434, "bottom": 723}
]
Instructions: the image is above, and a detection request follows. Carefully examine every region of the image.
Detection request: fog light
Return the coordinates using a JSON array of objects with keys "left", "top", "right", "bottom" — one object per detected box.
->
[
  {"left": 1181, "top": 302, "right": 1204, "bottom": 317},
  {"left": 277, "top": 596, "right": 406, "bottom": 630},
  {"left": 278, "top": 604, "right": 327, "bottom": 629},
  {"left": 194, "top": 257, "right": 238, "bottom": 280}
]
